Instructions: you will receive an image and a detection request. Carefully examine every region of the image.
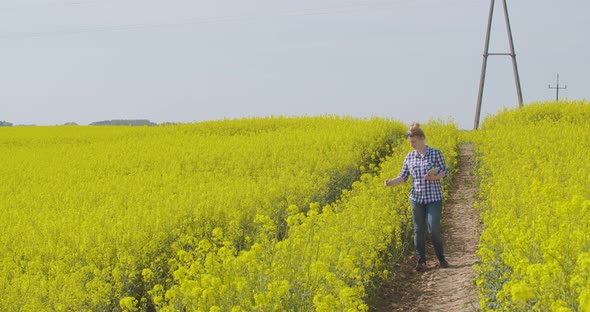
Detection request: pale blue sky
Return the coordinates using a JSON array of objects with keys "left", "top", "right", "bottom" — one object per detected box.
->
[{"left": 1, "top": 0, "right": 588, "bottom": 129}]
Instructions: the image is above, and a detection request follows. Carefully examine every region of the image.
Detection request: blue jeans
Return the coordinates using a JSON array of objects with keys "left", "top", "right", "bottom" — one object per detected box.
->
[{"left": 410, "top": 200, "right": 445, "bottom": 263}]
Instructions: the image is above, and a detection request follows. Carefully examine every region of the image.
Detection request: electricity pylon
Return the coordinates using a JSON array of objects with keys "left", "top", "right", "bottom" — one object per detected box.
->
[{"left": 474, "top": 0, "right": 523, "bottom": 129}]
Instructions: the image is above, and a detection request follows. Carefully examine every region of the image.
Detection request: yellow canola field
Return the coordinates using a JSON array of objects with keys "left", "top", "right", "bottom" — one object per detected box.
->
[
  {"left": 0, "top": 117, "right": 402, "bottom": 311},
  {"left": 473, "top": 101, "right": 590, "bottom": 311},
  {"left": 157, "top": 120, "right": 460, "bottom": 311},
  {"left": 0, "top": 116, "right": 461, "bottom": 311}
]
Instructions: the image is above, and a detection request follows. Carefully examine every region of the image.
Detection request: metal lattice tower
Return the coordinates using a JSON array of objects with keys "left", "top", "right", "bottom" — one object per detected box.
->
[{"left": 474, "top": 0, "right": 523, "bottom": 129}]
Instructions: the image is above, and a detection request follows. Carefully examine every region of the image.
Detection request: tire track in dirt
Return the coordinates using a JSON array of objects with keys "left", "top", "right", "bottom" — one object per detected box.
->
[{"left": 376, "top": 143, "right": 480, "bottom": 312}]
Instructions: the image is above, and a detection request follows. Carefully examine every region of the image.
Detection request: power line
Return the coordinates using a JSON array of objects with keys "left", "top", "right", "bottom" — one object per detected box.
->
[
  {"left": 0, "top": 0, "right": 106, "bottom": 11},
  {"left": 0, "top": 0, "right": 462, "bottom": 12},
  {"left": 0, "top": 0, "right": 396, "bottom": 12},
  {"left": 0, "top": 0, "right": 471, "bottom": 40},
  {"left": 0, "top": 3, "right": 398, "bottom": 39}
]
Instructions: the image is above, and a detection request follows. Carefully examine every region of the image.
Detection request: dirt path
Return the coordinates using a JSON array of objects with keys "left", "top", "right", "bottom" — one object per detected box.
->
[{"left": 376, "top": 143, "right": 480, "bottom": 312}]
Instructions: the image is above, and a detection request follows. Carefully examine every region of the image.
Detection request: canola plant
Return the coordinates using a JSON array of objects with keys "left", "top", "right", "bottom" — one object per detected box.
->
[
  {"left": 0, "top": 116, "right": 461, "bottom": 311},
  {"left": 473, "top": 101, "right": 590, "bottom": 311}
]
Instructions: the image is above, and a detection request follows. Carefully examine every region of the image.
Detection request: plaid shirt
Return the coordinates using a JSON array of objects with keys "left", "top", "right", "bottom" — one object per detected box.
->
[{"left": 399, "top": 146, "right": 447, "bottom": 204}]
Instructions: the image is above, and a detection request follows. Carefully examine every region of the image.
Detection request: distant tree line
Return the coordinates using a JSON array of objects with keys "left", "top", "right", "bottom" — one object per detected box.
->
[
  {"left": 89, "top": 119, "right": 157, "bottom": 126},
  {"left": 0, "top": 119, "right": 171, "bottom": 126}
]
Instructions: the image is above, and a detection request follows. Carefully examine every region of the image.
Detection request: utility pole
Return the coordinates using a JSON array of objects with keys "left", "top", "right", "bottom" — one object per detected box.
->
[
  {"left": 548, "top": 73, "right": 567, "bottom": 102},
  {"left": 474, "top": 0, "right": 524, "bottom": 130}
]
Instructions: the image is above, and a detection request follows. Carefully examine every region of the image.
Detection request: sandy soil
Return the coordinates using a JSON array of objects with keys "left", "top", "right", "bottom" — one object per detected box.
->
[{"left": 375, "top": 143, "right": 480, "bottom": 312}]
